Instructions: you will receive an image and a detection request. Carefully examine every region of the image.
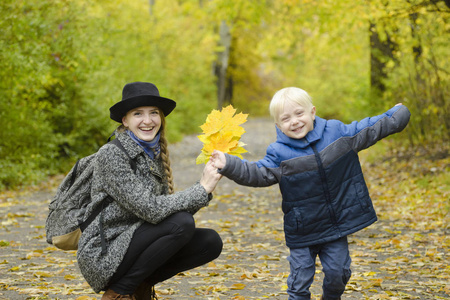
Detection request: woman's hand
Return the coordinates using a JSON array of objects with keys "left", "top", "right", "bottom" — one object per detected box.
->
[
  {"left": 199, "top": 160, "right": 222, "bottom": 194},
  {"left": 210, "top": 150, "right": 226, "bottom": 169}
]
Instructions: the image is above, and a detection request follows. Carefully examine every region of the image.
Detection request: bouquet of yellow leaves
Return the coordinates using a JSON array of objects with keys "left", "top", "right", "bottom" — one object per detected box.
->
[{"left": 196, "top": 105, "right": 248, "bottom": 164}]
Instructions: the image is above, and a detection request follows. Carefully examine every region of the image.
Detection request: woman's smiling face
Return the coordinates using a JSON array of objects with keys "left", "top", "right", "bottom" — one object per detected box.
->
[{"left": 122, "top": 106, "right": 161, "bottom": 141}]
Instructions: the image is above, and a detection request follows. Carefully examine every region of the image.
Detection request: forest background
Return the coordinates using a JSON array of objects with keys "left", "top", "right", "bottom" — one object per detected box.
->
[{"left": 0, "top": 0, "right": 448, "bottom": 189}]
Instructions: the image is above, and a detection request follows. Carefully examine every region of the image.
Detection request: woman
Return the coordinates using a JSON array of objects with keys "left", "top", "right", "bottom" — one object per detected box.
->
[{"left": 76, "top": 82, "right": 223, "bottom": 300}]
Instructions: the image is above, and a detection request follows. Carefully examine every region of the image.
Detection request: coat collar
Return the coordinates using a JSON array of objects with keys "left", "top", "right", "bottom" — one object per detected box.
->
[
  {"left": 275, "top": 116, "right": 326, "bottom": 148},
  {"left": 116, "top": 130, "right": 165, "bottom": 179},
  {"left": 116, "top": 130, "right": 145, "bottom": 159}
]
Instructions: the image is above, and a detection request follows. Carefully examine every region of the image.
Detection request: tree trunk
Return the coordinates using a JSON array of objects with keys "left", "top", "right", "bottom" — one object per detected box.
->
[
  {"left": 149, "top": 0, "right": 155, "bottom": 15},
  {"left": 215, "top": 20, "right": 232, "bottom": 109},
  {"left": 369, "top": 22, "right": 397, "bottom": 97}
]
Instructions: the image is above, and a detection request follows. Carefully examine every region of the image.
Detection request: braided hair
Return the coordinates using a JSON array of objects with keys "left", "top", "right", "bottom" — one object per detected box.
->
[{"left": 158, "top": 110, "right": 175, "bottom": 194}]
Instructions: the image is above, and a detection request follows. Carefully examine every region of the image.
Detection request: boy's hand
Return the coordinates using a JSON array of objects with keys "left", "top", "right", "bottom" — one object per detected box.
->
[
  {"left": 211, "top": 150, "right": 226, "bottom": 169},
  {"left": 395, "top": 103, "right": 403, "bottom": 106}
]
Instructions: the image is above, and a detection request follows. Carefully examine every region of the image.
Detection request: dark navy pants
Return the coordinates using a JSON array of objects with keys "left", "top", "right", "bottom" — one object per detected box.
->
[
  {"left": 108, "top": 212, "right": 223, "bottom": 294},
  {"left": 287, "top": 236, "right": 351, "bottom": 300}
]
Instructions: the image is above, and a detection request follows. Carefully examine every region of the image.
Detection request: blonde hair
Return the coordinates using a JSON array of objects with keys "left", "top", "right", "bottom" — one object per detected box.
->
[{"left": 269, "top": 87, "right": 313, "bottom": 122}]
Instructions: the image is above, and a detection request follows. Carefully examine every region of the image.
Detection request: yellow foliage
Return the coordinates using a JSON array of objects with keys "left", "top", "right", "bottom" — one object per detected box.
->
[
  {"left": 230, "top": 283, "right": 246, "bottom": 290},
  {"left": 196, "top": 105, "right": 248, "bottom": 164}
]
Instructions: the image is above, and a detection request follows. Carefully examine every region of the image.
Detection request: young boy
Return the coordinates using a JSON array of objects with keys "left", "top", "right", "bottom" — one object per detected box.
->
[{"left": 210, "top": 87, "right": 411, "bottom": 300}]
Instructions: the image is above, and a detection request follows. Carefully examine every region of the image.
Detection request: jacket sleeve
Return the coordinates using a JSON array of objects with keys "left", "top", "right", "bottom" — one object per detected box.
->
[
  {"left": 93, "top": 145, "right": 211, "bottom": 224},
  {"left": 339, "top": 105, "right": 411, "bottom": 152},
  {"left": 219, "top": 145, "right": 281, "bottom": 187}
]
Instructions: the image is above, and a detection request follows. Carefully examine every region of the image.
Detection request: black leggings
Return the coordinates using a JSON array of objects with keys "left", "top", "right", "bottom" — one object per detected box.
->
[{"left": 108, "top": 212, "right": 223, "bottom": 294}]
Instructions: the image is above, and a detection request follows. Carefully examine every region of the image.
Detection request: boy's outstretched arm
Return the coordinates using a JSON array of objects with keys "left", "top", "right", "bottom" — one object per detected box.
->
[
  {"left": 340, "top": 104, "right": 411, "bottom": 152},
  {"left": 210, "top": 150, "right": 280, "bottom": 188}
]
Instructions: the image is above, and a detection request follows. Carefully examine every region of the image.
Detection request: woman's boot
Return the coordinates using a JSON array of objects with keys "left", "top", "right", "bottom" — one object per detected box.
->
[
  {"left": 133, "top": 282, "right": 157, "bottom": 300},
  {"left": 102, "top": 289, "right": 136, "bottom": 300}
]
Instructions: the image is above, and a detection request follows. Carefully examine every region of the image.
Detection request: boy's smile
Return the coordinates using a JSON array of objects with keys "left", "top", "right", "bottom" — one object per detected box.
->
[{"left": 277, "top": 101, "right": 316, "bottom": 140}]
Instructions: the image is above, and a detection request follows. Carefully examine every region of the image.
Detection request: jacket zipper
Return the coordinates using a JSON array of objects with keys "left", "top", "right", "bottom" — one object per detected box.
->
[{"left": 311, "top": 144, "right": 341, "bottom": 237}]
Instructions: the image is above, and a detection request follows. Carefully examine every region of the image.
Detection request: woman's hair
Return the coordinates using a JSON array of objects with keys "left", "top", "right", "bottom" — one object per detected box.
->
[
  {"left": 158, "top": 111, "right": 175, "bottom": 194},
  {"left": 269, "top": 87, "right": 313, "bottom": 123},
  {"left": 117, "top": 108, "right": 175, "bottom": 194}
]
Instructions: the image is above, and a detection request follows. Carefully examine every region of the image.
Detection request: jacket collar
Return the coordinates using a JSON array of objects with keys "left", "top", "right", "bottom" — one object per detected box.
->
[
  {"left": 275, "top": 116, "right": 326, "bottom": 148},
  {"left": 116, "top": 130, "right": 165, "bottom": 179},
  {"left": 116, "top": 130, "right": 145, "bottom": 159}
]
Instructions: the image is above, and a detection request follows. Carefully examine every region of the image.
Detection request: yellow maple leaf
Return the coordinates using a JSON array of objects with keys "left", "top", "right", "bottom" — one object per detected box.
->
[
  {"left": 203, "top": 132, "right": 238, "bottom": 154},
  {"left": 200, "top": 109, "right": 222, "bottom": 135},
  {"left": 229, "top": 142, "right": 248, "bottom": 159},
  {"left": 196, "top": 105, "right": 248, "bottom": 164},
  {"left": 200, "top": 106, "right": 247, "bottom": 135}
]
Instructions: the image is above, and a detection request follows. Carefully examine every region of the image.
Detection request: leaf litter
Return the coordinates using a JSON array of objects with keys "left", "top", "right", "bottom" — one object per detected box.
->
[{"left": 0, "top": 118, "right": 448, "bottom": 299}]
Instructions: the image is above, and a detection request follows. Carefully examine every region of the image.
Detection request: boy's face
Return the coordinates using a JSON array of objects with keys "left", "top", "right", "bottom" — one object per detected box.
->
[{"left": 276, "top": 101, "right": 316, "bottom": 139}]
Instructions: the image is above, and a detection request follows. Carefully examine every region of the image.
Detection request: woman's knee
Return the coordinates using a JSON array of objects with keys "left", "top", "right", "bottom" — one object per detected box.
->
[
  {"left": 167, "top": 211, "right": 196, "bottom": 238},
  {"left": 195, "top": 228, "right": 223, "bottom": 260},
  {"left": 206, "top": 230, "right": 223, "bottom": 259}
]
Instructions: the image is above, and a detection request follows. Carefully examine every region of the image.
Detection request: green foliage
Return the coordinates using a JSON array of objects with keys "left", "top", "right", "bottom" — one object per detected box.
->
[
  {"left": 260, "top": 1, "right": 372, "bottom": 121},
  {"left": 0, "top": 0, "right": 87, "bottom": 187},
  {"left": 0, "top": 0, "right": 447, "bottom": 189},
  {"left": 0, "top": 0, "right": 218, "bottom": 189},
  {"left": 368, "top": 0, "right": 449, "bottom": 144}
]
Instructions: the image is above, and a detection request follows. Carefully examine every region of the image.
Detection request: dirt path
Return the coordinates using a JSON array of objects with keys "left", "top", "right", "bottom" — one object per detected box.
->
[{"left": 0, "top": 118, "right": 448, "bottom": 299}]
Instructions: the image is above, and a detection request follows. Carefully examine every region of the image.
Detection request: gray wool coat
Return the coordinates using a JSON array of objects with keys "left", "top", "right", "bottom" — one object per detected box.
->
[{"left": 76, "top": 130, "right": 211, "bottom": 293}]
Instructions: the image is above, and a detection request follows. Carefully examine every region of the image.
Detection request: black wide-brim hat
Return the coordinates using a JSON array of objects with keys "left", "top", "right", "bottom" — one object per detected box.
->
[{"left": 109, "top": 82, "right": 176, "bottom": 123}]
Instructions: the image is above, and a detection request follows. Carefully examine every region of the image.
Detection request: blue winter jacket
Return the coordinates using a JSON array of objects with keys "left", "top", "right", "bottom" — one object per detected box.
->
[{"left": 220, "top": 105, "right": 411, "bottom": 249}]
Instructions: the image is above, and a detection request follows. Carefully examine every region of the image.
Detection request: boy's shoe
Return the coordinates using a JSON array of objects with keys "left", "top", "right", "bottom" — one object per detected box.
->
[
  {"left": 102, "top": 289, "right": 136, "bottom": 300},
  {"left": 320, "top": 296, "right": 341, "bottom": 300}
]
